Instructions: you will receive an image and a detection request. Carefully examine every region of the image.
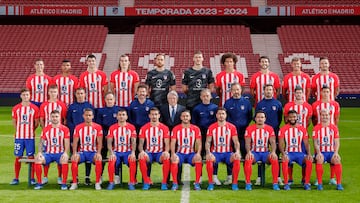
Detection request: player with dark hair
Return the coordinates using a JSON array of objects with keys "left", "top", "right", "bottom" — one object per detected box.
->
[
  {"left": 110, "top": 54, "right": 139, "bottom": 108},
  {"left": 182, "top": 51, "right": 215, "bottom": 110},
  {"left": 145, "top": 53, "right": 176, "bottom": 108},
  {"left": 10, "top": 88, "right": 39, "bottom": 185},
  {"left": 215, "top": 52, "right": 245, "bottom": 107}
]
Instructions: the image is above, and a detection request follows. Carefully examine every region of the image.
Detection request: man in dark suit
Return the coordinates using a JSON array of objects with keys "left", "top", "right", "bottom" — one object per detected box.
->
[{"left": 160, "top": 90, "right": 186, "bottom": 131}]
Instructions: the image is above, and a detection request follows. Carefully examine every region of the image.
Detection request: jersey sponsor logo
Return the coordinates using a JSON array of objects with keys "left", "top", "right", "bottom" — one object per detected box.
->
[
  {"left": 291, "top": 137, "right": 297, "bottom": 144},
  {"left": 37, "top": 83, "right": 43, "bottom": 90},
  {"left": 156, "top": 79, "right": 162, "bottom": 88},
  {"left": 119, "top": 135, "right": 125, "bottom": 142},
  {"left": 195, "top": 79, "right": 202, "bottom": 88},
  {"left": 226, "top": 83, "right": 231, "bottom": 92},
  {"left": 22, "top": 114, "right": 28, "bottom": 121},
  {"left": 151, "top": 136, "right": 158, "bottom": 144},
  {"left": 85, "top": 135, "right": 91, "bottom": 142},
  {"left": 61, "top": 85, "right": 68, "bottom": 94},
  {"left": 257, "top": 139, "right": 263, "bottom": 145},
  {"left": 52, "top": 137, "right": 58, "bottom": 143},
  {"left": 183, "top": 137, "right": 189, "bottom": 145},
  {"left": 90, "top": 82, "right": 96, "bottom": 89},
  {"left": 121, "top": 81, "right": 127, "bottom": 88}
]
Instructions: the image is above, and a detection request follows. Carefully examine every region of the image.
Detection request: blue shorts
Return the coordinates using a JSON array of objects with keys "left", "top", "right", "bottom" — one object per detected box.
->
[
  {"left": 213, "top": 152, "right": 232, "bottom": 166},
  {"left": 252, "top": 152, "right": 270, "bottom": 163},
  {"left": 43, "top": 153, "right": 63, "bottom": 165},
  {"left": 146, "top": 152, "right": 162, "bottom": 164},
  {"left": 78, "top": 152, "right": 96, "bottom": 164},
  {"left": 115, "top": 151, "right": 131, "bottom": 167},
  {"left": 177, "top": 152, "right": 196, "bottom": 166},
  {"left": 287, "top": 152, "right": 306, "bottom": 167},
  {"left": 14, "top": 139, "right": 35, "bottom": 157},
  {"left": 321, "top": 152, "right": 334, "bottom": 163}
]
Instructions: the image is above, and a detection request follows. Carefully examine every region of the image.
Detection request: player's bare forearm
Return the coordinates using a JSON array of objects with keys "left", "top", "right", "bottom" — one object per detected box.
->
[
  {"left": 334, "top": 138, "right": 340, "bottom": 153},
  {"left": 164, "top": 138, "right": 170, "bottom": 152},
  {"left": 245, "top": 138, "right": 251, "bottom": 153},
  {"left": 313, "top": 139, "right": 320, "bottom": 154},
  {"left": 38, "top": 139, "right": 44, "bottom": 153},
  {"left": 233, "top": 137, "right": 240, "bottom": 154},
  {"left": 64, "top": 138, "right": 70, "bottom": 155},
  {"left": 107, "top": 138, "right": 114, "bottom": 154},
  {"left": 131, "top": 137, "right": 136, "bottom": 154},
  {"left": 205, "top": 136, "right": 212, "bottom": 154},
  {"left": 304, "top": 138, "right": 311, "bottom": 156},
  {"left": 34, "top": 119, "right": 39, "bottom": 129},
  {"left": 97, "top": 136, "right": 103, "bottom": 152},
  {"left": 170, "top": 138, "right": 176, "bottom": 155},
  {"left": 195, "top": 139, "right": 201, "bottom": 154},
  {"left": 270, "top": 137, "right": 277, "bottom": 153},
  {"left": 278, "top": 138, "right": 285, "bottom": 154},
  {"left": 138, "top": 138, "right": 144, "bottom": 153},
  {"left": 72, "top": 137, "right": 79, "bottom": 154}
]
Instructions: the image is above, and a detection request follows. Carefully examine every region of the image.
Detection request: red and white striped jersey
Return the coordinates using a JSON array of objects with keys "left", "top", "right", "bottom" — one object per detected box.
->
[
  {"left": 79, "top": 70, "right": 108, "bottom": 108},
  {"left": 311, "top": 72, "right": 340, "bottom": 101},
  {"left": 245, "top": 124, "right": 275, "bottom": 152},
  {"left": 312, "top": 124, "right": 339, "bottom": 152},
  {"left": 284, "top": 102, "right": 313, "bottom": 129},
  {"left": 40, "top": 101, "right": 67, "bottom": 127},
  {"left": 250, "top": 71, "right": 281, "bottom": 104},
  {"left": 41, "top": 124, "right": 70, "bottom": 154},
  {"left": 279, "top": 124, "right": 308, "bottom": 153},
  {"left": 215, "top": 71, "right": 245, "bottom": 106},
  {"left": 139, "top": 122, "right": 170, "bottom": 153},
  {"left": 108, "top": 123, "right": 137, "bottom": 153},
  {"left": 110, "top": 70, "right": 139, "bottom": 107},
  {"left": 312, "top": 100, "right": 340, "bottom": 125},
  {"left": 53, "top": 74, "right": 79, "bottom": 106},
  {"left": 26, "top": 74, "right": 52, "bottom": 103},
  {"left": 207, "top": 122, "right": 237, "bottom": 153},
  {"left": 12, "top": 103, "right": 39, "bottom": 139},
  {"left": 282, "top": 72, "right": 311, "bottom": 102},
  {"left": 74, "top": 123, "right": 103, "bottom": 152},
  {"left": 171, "top": 124, "right": 201, "bottom": 154}
]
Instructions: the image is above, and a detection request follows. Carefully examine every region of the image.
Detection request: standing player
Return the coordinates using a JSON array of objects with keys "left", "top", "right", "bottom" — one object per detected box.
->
[
  {"left": 182, "top": 51, "right": 215, "bottom": 111},
  {"left": 110, "top": 54, "right": 140, "bottom": 108},
  {"left": 69, "top": 108, "right": 103, "bottom": 190},
  {"left": 26, "top": 58, "right": 52, "bottom": 107},
  {"left": 282, "top": 57, "right": 311, "bottom": 103},
  {"left": 106, "top": 109, "right": 137, "bottom": 190},
  {"left": 145, "top": 53, "right": 176, "bottom": 108},
  {"left": 79, "top": 54, "right": 108, "bottom": 109},
  {"left": 52, "top": 59, "right": 79, "bottom": 106},
  {"left": 10, "top": 88, "right": 39, "bottom": 185},
  {"left": 244, "top": 110, "right": 280, "bottom": 191},
  {"left": 138, "top": 107, "right": 171, "bottom": 190},
  {"left": 312, "top": 85, "right": 340, "bottom": 126},
  {"left": 250, "top": 56, "right": 281, "bottom": 105},
  {"left": 278, "top": 110, "right": 313, "bottom": 190},
  {"left": 313, "top": 109, "right": 343, "bottom": 190},
  {"left": 170, "top": 110, "right": 203, "bottom": 191},
  {"left": 311, "top": 57, "right": 340, "bottom": 101},
  {"left": 215, "top": 52, "right": 245, "bottom": 107},
  {"left": 205, "top": 108, "right": 241, "bottom": 191},
  {"left": 33, "top": 110, "right": 70, "bottom": 190}
]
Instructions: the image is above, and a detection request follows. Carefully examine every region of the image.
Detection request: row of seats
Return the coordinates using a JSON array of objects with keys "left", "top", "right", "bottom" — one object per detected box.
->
[{"left": 0, "top": 0, "right": 118, "bottom": 6}]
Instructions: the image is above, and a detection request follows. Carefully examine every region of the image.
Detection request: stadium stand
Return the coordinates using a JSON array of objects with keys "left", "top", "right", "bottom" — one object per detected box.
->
[
  {"left": 134, "top": 0, "right": 251, "bottom": 6},
  {"left": 0, "top": 25, "right": 108, "bottom": 93}
]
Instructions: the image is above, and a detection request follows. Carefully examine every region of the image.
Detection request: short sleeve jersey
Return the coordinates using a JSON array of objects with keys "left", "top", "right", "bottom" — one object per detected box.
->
[
  {"left": 312, "top": 100, "right": 340, "bottom": 125},
  {"left": 26, "top": 74, "right": 52, "bottom": 103},
  {"left": 245, "top": 124, "right": 275, "bottom": 152},
  {"left": 110, "top": 70, "right": 140, "bottom": 107},
  {"left": 171, "top": 124, "right": 201, "bottom": 154},
  {"left": 207, "top": 122, "right": 238, "bottom": 153},
  {"left": 145, "top": 69, "right": 176, "bottom": 107},
  {"left": 215, "top": 71, "right": 245, "bottom": 106},
  {"left": 282, "top": 72, "right": 311, "bottom": 102},
  {"left": 41, "top": 124, "right": 70, "bottom": 154},
  {"left": 250, "top": 71, "right": 281, "bottom": 104},
  {"left": 278, "top": 124, "right": 308, "bottom": 153},
  {"left": 12, "top": 103, "right": 39, "bottom": 139},
  {"left": 53, "top": 74, "right": 79, "bottom": 106},
  {"left": 73, "top": 123, "right": 103, "bottom": 152},
  {"left": 312, "top": 123, "right": 339, "bottom": 152},
  {"left": 79, "top": 70, "right": 108, "bottom": 108},
  {"left": 311, "top": 72, "right": 340, "bottom": 101},
  {"left": 40, "top": 101, "right": 67, "bottom": 127},
  {"left": 108, "top": 123, "right": 137, "bottom": 153},
  {"left": 284, "top": 102, "right": 313, "bottom": 128},
  {"left": 139, "top": 122, "right": 170, "bottom": 153}
]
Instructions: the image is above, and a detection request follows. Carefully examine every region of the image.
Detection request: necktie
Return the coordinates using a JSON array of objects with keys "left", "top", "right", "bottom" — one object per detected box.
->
[{"left": 171, "top": 107, "right": 176, "bottom": 122}]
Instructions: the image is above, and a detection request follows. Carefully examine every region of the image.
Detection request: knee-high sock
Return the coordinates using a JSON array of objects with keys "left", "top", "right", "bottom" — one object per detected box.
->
[
  {"left": 57, "top": 164, "right": 62, "bottom": 178},
  {"left": 14, "top": 157, "right": 21, "bottom": 179},
  {"left": 334, "top": 164, "right": 342, "bottom": 184},
  {"left": 171, "top": 163, "right": 178, "bottom": 184},
  {"left": 206, "top": 160, "right": 214, "bottom": 184},
  {"left": 139, "top": 158, "right": 150, "bottom": 184},
  {"left": 195, "top": 162, "right": 202, "bottom": 183},
  {"left": 162, "top": 159, "right": 170, "bottom": 184},
  {"left": 61, "top": 163, "right": 68, "bottom": 184},
  {"left": 316, "top": 164, "right": 323, "bottom": 185},
  {"left": 282, "top": 160, "right": 289, "bottom": 184},
  {"left": 288, "top": 165, "right": 293, "bottom": 181},
  {"left": 85, "top": 162, "right": 91, "bottom": 177},
  {"left": 108, "top": 160, "right": 115, "bottom": 183},
  {"left": 44, "top": 165, "right": 49, "bottom": 177},
  {"left": 71, "top": 161, "right": 78, "bottom": 184},
  {"left": 129, "top": 159, "right": 136, "bottom": 184},
  {"left": 244, "top": 160, "right": 252, "bottom": 184},
  {"left": 95, "top": 160, "right": 102, "bottom": 183},
  {"left": 34, "top": 163, "right": 42, "bottom": 184},
  {"left": 330, "top": 164, "right": 335, "bottom": 179},
  {"left": 270, "top": 158, "right": 279, "bottom": 184},
  {"left": 304, "top": 160, "right": 312, "bottom": 185},
  {"left": 232, "top": 160, "right": 240, "bottom": 184}
]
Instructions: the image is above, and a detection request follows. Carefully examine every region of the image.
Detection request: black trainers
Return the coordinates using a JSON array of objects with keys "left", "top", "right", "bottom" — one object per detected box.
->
[{"left": 85, "top": 177, "right": 91, "bottom": 186}]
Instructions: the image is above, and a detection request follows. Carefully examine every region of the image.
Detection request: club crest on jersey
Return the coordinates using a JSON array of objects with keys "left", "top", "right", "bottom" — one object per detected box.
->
[
  {"left": 328, "top": 78, "right": 333, "bottom": 82},
  {"left": 96, "top": 76, "right": 101, "bottom": 81},
  {"left": 329, "top": 106, "right": 334, "bottom": 111},
  {"left": 68, "top": 80, "right": 73, "bottom": 85},
  {"left": 125, "top": 129, "right": 129, "bottom": 135},
  {"left": 202, "top": 74, "right": 206, "bottom": 79},
  {"left": 57, "top": 131, "right": 63, "bottom": 137},
  {"left": 189, "top": 131, "right": 193, "bottom": 136},
  {"left": 269, "top": 78, "right": 274, "bottom": 84},
  {"left": 145, "top": 107, "right": 149, "bottom": 111},
  {"left": 302, "top": 109, "right": 307, "bottom": 114},
  {"left": 233, "top": 77, "right": 238, "bottom": 82},
  {"left": 329, "top": 130, "right": 334, "bottom": 136},
  {"left": 210, "top": 111, "right": 214, "bottom": 115},
  {"left": 264, "top": 131, "right": 269, "bottom": 137},
  {"left": 272, "top": 106, "right": 277, "bottom": 111},
  {"left": 127, "top": 76, "right": 132, "bottom": 80},
  {"left": 163, "top": 75, "right": 167, "bottom": 80},
  {"left": 240, "top": 105, "right": 245, "bottom": 110},
  {"left": 225, "top": 129, "right": 229, "bottom": 135}
]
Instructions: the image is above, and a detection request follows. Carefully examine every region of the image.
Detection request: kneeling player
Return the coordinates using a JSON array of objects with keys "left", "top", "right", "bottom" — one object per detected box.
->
[
  {"left": 106, "top": 109, "right": 137, "bottom": 190},
  {"left": 170, "top": 110, "right": 202, "bottom": 191},
  {"left": 244, "top": 110, "right": 280, "bottom": 191},
  {"left": 33, "top": 110, "right": 70, "bottom": 190},
  {"left": 279, "top": 110, "right": 313, "bottom": 190},
  {"left": 69, "top": 108, "right": 103, "bottom": 190}
]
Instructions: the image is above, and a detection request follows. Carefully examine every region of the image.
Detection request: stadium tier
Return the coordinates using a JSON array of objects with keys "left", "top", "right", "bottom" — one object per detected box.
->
[
  {"left": 0, "top": 0, "right": 118, "bottom": 6},
  {"left": 134, "top": 0, "right": 251, "bottom": 6},
  {"left": 0, "top": 25, "right": 108, "bottom": 93}
]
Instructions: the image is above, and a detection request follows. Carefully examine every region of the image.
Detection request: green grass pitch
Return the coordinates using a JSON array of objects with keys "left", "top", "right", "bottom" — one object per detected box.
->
[{"left": 0, "top": 106, "right": 359, "bottom": 203}]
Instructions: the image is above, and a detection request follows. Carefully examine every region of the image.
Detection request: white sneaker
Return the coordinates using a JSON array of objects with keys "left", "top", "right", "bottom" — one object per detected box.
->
[
  {"left": 95, "top": 183, "right": 102, "bottom": 190},
  {"left": 314, "top": 180, "right": 319, "bottom": 186},
  {"left": 57, "top": 177, "right": 62, "bottom": 185},
  {"left": 114, "top": 175, "right": 121, "bottom": 185},
  {"left": 42, "top": 177, "right": 49, "bottom": 184},
  {"left": 329, "top": 178, "right": 337, "bottom": 185},
  {"left": 69, "top": 183, "right": 78, "bottom": 190},
  {"left": 213, "top": 175, "right": 222, "bottom": 186},
  {"left": 254, "top": 177, "right": 261, "bottom": 186},
  {"left": 223, "top": 175, "right": 232, "bottom": 185},
  {"left": 278, "top": 177, "right": 284, "bottom": 186}
]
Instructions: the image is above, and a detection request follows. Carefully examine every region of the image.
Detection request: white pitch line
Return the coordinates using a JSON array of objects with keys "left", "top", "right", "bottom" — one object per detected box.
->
[{"left": 180, "top": 164, "right": 190, "bottom": 203}]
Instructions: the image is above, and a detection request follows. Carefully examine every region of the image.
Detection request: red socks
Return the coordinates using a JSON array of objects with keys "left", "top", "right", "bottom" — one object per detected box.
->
[
  {"left": 195, "top": 162, "right": 202, "bottom": 183},
  {"left": 44, "top": 165, "right": 49, "bottom": 177},
  {"left": 282, "top": 160, "right": 289, "bottom": 184},
  {"left": 334, "top": 164, "right": 342, "bottom": 184},
  {"left": 162, "top": 159, "right": 170, "bottom": 184},
  {"left": 171, "top": 163, "right": 178, "bottom": 184},
  {"left": 34, "top": 163, "right": 43, "bottom": 184},
  {"left": 206, "top": 160, "right": 214, "bottom": 184},
  {"left": 232, "top": 160, "right": 240, "bottom": 184},
  {"left": 244, "top": 159, "right": 252, "bottom": 184},
  {"left": 71, "top": 161, "right": 78, "bottom": 183},
  {"left": 269, "top": 158, "right": 279, "bottom": 184},
  {"left": 129, "top": 159, "right": 136, "bottom": 184},
  {"left": 14, "top": 157, "right": 21, "bottom": 179},
  {"left": 108, "top": 159, "right": 115, "bottom": 183},
  {"left": 95, "top": 160, "right": 102, "bottom": 183},
  {"left": 139, "top": 158, "right": 150, "bottom": 184},
  {"left": 288, "top": 165, "right": 293, "bottom": 181},
  {"left": 61, "top": 163, "right": 68, "bottom": 184},
  {"left": 304, "top": 160, "right": 312, "bottom": 185},
  {"left": 316, "top": 164, "right": 323, "bottom": 185},
  {"left": 330, "top": 164, "right": 335, "bottom": 179}
]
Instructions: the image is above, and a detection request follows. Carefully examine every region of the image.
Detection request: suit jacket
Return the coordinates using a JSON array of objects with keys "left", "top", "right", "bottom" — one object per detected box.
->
[{"left": 160, "top": 104, "right": 186, "bottom": 131}]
